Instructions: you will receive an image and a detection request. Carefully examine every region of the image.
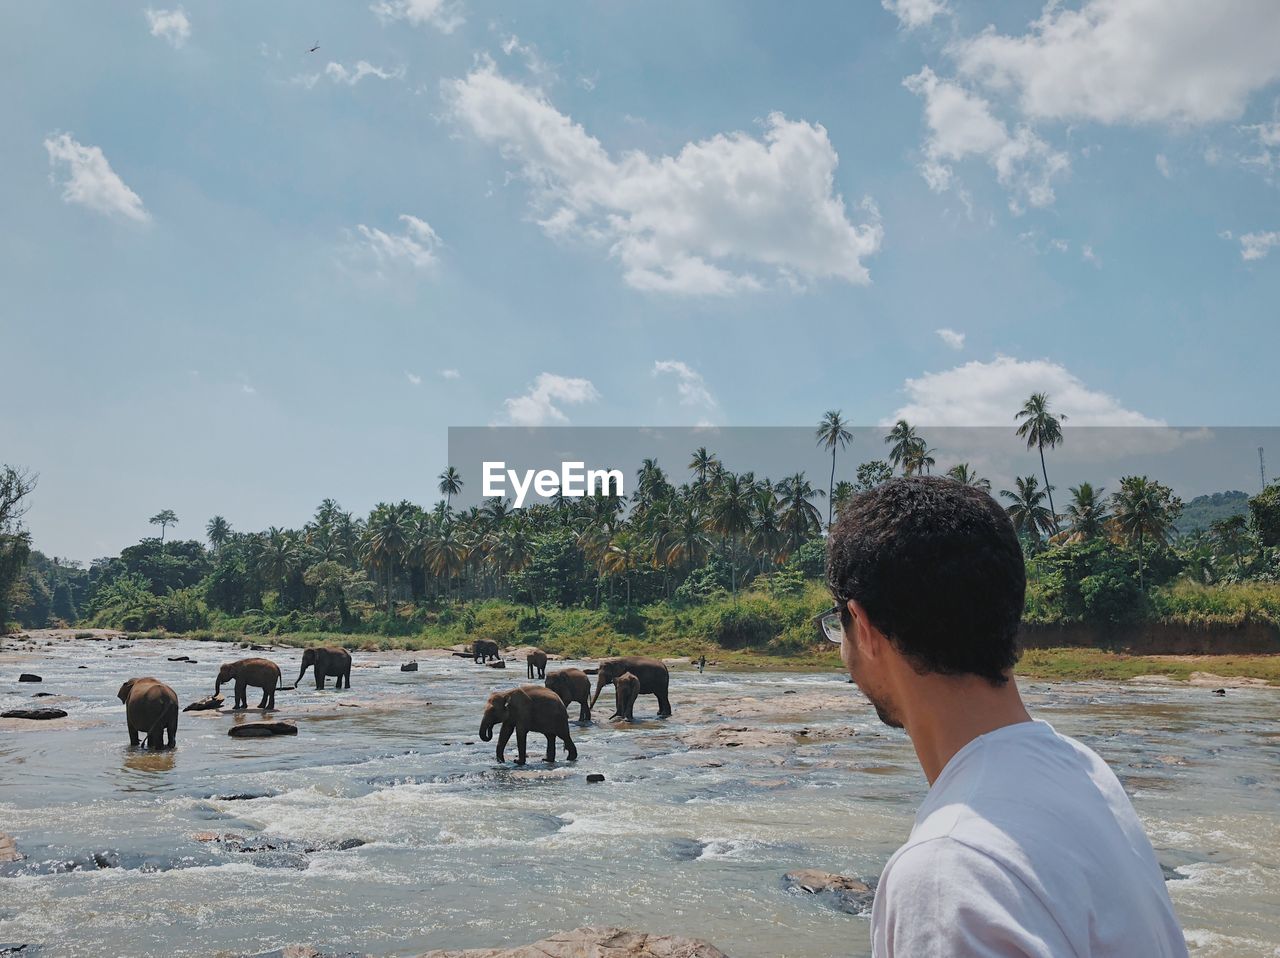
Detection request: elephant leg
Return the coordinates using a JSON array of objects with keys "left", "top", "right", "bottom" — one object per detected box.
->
[
  {"left": 578, "top": 700, "right": 590, "bottom": 722},
  {"left": 496, "top": 722, "right": 513, "bottom": 763},
  {"left": 235, "top": 680, "right": 247, "bottom": 710},
  {"left": 515, "top": 726, "right": 528, "bottom": 765},
  {"left": 168, "top": 719, "right": 178, "bottom": 747},
  {"left": 562, "top": 719, "right": 577, "bottom": 761},
  {"left": 545, "top": 732, "right": 555, "bottom": 763},
  {"left": 315, "top": 672, "right": 324, "bottom": 690},
  {"left": 343, "top": 670, "right": 350, "bottom": 689},
  {"left": 267, "top": 687, "right": 276, "bottom": 709},
  {"left": 656, "top": 689, "right": 672, "bottom": 718},
  {"left": 128, "top": 721, "right": 139, "bottom": 747}
]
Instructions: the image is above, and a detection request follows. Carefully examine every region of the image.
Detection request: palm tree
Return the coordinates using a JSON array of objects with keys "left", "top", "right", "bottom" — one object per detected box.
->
[
  {"left": 424, "top": 520, "right": 469, "bottom": 598},
  {"left": 1210, "top": 514, "right": 1251, "bottom": 574},
  {"left": 776, "top": 472, "right": 823, "bottom": 555},
  {"left": 364, "top": 502, "right": 412, "bottom": 612},
  {"left": 708, "top": 471, "right": 754, "bottom": 602},
  {"left": 945, "top": 464, "right": 990, "bottom": 491},
  {"left": 1000, "top": 476, "right": 1056, "bottom": 544},
  {"left": 831, "top": 480, "right": 858, "bottom": 520},
  {"left": 438, "top": 466, "right": 463, "bottom": 512},
  {"left": 815, "top": 410, "right": 852, "bottom": 529},
  {"left": 149, "top": 509, "right": 178, "bottom": 546},
  {"left": 905, "top": 444, "right": 937, "bottom": 476},
  {"left": 601, "top": 529, "right": 642, "bottom": 610},
  {"left": 206, "top": 516, "right": 231, "bottom": 553},
  {"left": 257, "top": 526, "right": 298, "bottom": 599},
  {"left": 1015, "top": 393, "right": 1066, "bottom": 531},
  {"left": 1109, "top": 476, "right": 1180, "bottom": 592},
  {"left": 748, "top": 487, "right": 786, "bottom": 570},
  {"left": 661, "top": 501, "right": 712, "bottom": 574},
  {"left": 884, "top": 420, "right": 922, "bottom": 475},
  {"left": 1064, "top": 483, "right": 1107, "bottom": 542}
]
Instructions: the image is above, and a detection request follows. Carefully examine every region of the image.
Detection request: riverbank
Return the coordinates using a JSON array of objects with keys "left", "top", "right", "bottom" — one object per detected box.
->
[{"left": 8, "top": 628, "right": 1280, "bottom": 685}]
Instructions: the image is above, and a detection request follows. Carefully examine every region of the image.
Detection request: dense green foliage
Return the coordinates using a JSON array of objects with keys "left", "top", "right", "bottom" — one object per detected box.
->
[
  {"left": 7, "top": 419, "right": 1280, "bottom": 651},
  {"left": 1175, "top": 490, "right": 1249, "bottom": 535}
]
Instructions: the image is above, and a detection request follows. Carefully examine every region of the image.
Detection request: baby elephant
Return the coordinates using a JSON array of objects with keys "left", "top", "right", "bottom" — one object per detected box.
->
[
  {"left": 479, "top": 685, "right": 577, "bottom": 765},
  {"left": 118, "top": 677, "right": 179, "bottom": 749},
  {"left": 216, "top": 657, "right": 284, "bottom": 710},
  {"left": 526, "top": 648, "right": 548, "bottom": 679},
  {"left": 611, "top": 671, "right": 640, "bottom": 723}
]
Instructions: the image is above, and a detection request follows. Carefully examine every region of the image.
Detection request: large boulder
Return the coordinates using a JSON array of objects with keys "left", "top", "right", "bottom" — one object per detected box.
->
[
  {"left": 417, "top": 927, "right": 730, "bottom": 957},
  {"left": 229, "top": 721, "right": 298, "bottom": 738},
  {"left": 17, "top": 674, "right": 41, "bottom": 683}
]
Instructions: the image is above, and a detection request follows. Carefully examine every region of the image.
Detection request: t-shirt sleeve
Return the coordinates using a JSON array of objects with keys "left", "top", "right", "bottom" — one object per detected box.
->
[{"left": 873, "top": 837, "right": 1076, "bottom": 958}]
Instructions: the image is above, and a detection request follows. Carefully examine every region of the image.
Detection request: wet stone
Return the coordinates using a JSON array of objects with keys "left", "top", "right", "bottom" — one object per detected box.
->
[
  {"left": 2, "top": 709, "right": 68, "bottom": 721},
  {"left": 228, "top": 721, "right": 298, "bottom": 737},
  {"left": 16, "top": 674, "right": 41, "bottom": 683},
  {"left": 183, "top": 694, "right": 224, "bottom": 712},
  {"left": 783, "top": 869, "right": 875, "bottom": 915},
  {"left": 586, "top": 773, "right": 606, "bottom": 783}
]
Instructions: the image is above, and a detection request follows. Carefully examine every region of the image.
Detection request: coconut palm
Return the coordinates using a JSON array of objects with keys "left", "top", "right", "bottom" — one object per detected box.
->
[
  {"left": 945, "top": 464, "right": 991, "bottom": 491},
  {"left": 905, "top": 444, "right": 937, "bottom": 477},
  {"left": 437, "top": 466, "right": 463, "bottom": 512},
  {"left": 815, "top": 410, "right": 852, "bottom": 529},
  {"left": 1210, "top": 514, "right": 1251, "bottom": 574},
  {"left": 661, "top": 501, "right": 712, "bottom": 574},
  {"left": 257, "top": 526, "right": 299, "bottom": 598},
  {"left": 1064, "top": 483, "right": 1107, "bottom": 542},
  {"left": 1015, "top": 393, "right": 1065, "bottom": 531},
  {"left": 601, "top": 529, "right": 643, "bottom": 609},
  {"left": 776, "top": 472, "right": 823, "bottom": 555},
  {"left": 884, "top": 420, "right": 922, "bottom": 475},
  {"left": 1000, "top": 476, "right": 1057, "bottom": 543},
  {"left": 831, "top": 480, "right": 858, "bottom": 520},
  {"left": 1109, "top": 476, "right": 1181, "bottom": 592},
  {"left": 708, "top": 471, "right": 754, "bottom": 601},
  {"left": 364, "top": 502, "right": 412, "bottom": 612},
  {"left": 206, "top": 516, "right": 232, "bottom": 553},
  {"left": 424, "top": 521, "right": 469, "bottom": 598},
  {"left": 748, "top": 487, "right": 786, "bottom": 569}
]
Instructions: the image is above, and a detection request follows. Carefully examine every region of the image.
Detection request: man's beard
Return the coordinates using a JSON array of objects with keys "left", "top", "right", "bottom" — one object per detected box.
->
[
  {"left": 845, "top": 644, "right": 904, "bottom": 729},
  {"left": 868, "top": 694, "right": 904, "bottom": 730}
]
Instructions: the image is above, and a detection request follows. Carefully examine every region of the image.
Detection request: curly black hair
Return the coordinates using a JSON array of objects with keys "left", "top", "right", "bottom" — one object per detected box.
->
[{"left": 826, "top": 476, "right": 1025, "bottom": 685}]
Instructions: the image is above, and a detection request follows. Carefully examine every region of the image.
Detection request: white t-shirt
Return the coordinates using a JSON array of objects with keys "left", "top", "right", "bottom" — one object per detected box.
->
[{"left": 871, "top": 720, "right": 1189, "bottom": 957}]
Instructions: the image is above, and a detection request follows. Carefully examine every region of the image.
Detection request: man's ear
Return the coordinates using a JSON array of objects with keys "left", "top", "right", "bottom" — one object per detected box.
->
[{"left": 847, "top": 599, "right": 882, "bottom": 659}]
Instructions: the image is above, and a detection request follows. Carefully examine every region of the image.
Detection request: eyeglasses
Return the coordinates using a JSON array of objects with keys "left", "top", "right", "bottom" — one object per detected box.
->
[{"left": 814, "top": 605, "right": 845, "bottom": 645}]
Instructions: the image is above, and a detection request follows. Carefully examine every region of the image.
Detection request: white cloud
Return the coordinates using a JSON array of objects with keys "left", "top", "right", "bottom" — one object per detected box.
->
[
  {"left": 503, "top": 373, "right": 600, "bottom": 426},
  {"left": 325, "top": 61, "right": 403, "bottom": 85},
  {"left": 370, "top": 0, "right": 462, "bottom": 33},
  {"left": 935, "top": 328, "right": 965, "bottom": 350},
  {"left": 882, "top": 0, "right": 948, "bottom": 30},
  {"left": 145, "top": 7, "right": 190, "bottom": 48},
  {"left": 954, "top": 0, "right": 1280, "bottom": 127},
  {"left": 1082, "top": 243, "right": 1101, "bottom": 266},
  {"left": 405, "top": 371, "right": 422, "bottom": 385},
  {"left": 1155, "top": 153, "right": 1172, "bottom": 178},
  {"left": 653, "top": 360, "right": 717, "bottom": 408},
  {"left": 891, "top": 355, "right": 1163, "bottom": 426},
  {"left": 500, "top": 34, "right": 553, "bottom": 81},
  {"left": 904, "top": 67, "right": 1068, "bottom": 209},
  {"left": 351, "top": 214, "right": 441, "bottom": 273},
  {"left": 444, "top": 64, "right": 883, "bottom": 294},
  {"left": 241, "top": 383, "right": 256, "bottom": 395},
  {"left": 1240, "top": 230, "right": 1280, "bottom": 260},
  {"left": 44, "top": 133, "right": 149, "bottom": 222},
  {"left": 441, "top": 368, "right": 461, "bottom": 380}
]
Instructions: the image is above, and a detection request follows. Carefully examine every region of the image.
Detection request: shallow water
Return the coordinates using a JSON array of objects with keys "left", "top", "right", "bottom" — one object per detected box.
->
[{"left": 1, "top": 637, "right": 1277, "bottom": 957}]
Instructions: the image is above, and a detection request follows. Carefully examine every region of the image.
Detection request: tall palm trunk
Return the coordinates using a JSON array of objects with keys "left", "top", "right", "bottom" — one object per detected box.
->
[
  {"left": 1038, "top": 442, "right": 1057, "bottom": 530},
  {"left": 828, "top": 449, "right": 836, "bottom": 529}
]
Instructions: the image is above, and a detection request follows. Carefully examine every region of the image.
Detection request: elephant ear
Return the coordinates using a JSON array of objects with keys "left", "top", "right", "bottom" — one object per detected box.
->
[
  {"left": 509, "top": 687, "right": 533, "bottom": 710},
  {"left": 117, "top": 679, "right": 135, "bottom": 703}
]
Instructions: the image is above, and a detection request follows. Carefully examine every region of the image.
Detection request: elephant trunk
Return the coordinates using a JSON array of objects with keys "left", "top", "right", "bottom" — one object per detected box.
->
[
  {"left": 589, "top": 673, "right": 607, "bottom": 709},
  {"left": 295, "top": 665, "right": 308, "bottom": 687},
  {"left": 479, "top": 718, "right": 495, "bottom": 742}
]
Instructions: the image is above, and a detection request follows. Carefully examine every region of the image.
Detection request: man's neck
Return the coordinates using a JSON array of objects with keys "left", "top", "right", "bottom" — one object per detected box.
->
[{"left": 897, "top": 671, "right": 1032, "bottom": 785}]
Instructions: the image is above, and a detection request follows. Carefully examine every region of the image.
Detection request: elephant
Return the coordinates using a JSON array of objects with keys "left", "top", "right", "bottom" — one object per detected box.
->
[
  {"left": 216, "top": 657, "right": 284, "bottom": 710},
  {"left": 296, "top": 646, "right": 351, "bottom": 690},
  {"left": 611, "top": 671, "right": 640, "bottom": 723},
  {"left": 117, "top": 677, "right": 178, "bottom": 749},
  {"left": 545, "top": 667, "right": 592, "bottom": 722},
  {"left": 479, "top": 685, "right": 577, "bottom": 765},
  {"left": 589, "top": 656, "right": 672, "bottom": 718},
  {"left": 526, "top": 648, "right": 548, "bottom": 679},
  {"left": 473, "top": 639, "right": 501, "bottom": 663}
]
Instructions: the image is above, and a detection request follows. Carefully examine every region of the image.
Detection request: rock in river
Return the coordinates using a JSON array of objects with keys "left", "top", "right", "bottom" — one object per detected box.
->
[
  {"left": 416, "top": 926, "right": 730, "bottom": 957},
  {"left": 783, "top": 868, "right": 874, "bottom": 915},
  {"left": 2, "top": 708, "right": 68, "bottom": 721},
  {"left": 228, "top": 721, "right": 298, "bottom": 738},
  {"left": 17, "top": 674, "right": 41, "bottom": 683},
  {"left": 400, "top": 661, "right": 419, "bottom": 672},
  {"left": 183, "top": 694, "right": 224, "bottom": 712}
]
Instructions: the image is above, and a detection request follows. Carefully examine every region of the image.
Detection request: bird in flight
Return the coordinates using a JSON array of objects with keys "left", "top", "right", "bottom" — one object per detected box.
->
[{"left": 308, "top": 41, "right": 320, "bottom": 53}]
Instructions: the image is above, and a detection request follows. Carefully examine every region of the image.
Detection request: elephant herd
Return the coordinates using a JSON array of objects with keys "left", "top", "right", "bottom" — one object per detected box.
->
[{"left": 116, "top": 642, "right": 673, "bottom": 767}]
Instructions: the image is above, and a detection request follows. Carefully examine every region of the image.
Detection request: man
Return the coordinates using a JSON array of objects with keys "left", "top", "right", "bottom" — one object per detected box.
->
[{"left": 821, "top": 477, "right": 1187, "bottom": 957}]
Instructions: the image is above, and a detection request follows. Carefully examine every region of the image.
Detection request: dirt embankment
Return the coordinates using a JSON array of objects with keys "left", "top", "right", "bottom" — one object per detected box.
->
[{"left": 1019, "top": 621, "right": 1280, "bottom": 655}]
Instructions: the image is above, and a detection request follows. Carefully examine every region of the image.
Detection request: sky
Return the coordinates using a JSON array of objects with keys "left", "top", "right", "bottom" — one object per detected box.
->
[{"left": 3, "top": 0, "right": 1279, "bottom": 561}]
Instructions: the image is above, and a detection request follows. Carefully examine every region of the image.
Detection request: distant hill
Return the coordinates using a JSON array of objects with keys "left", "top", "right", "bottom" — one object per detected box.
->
[{"left": 1175, "top": 490, "right": 1250, "bottom": 535}]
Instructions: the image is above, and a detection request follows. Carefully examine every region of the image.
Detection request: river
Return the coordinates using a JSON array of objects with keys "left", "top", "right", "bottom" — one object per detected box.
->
[{"left": 2, "top": 635, "right": 1277, "bottom": 957}]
